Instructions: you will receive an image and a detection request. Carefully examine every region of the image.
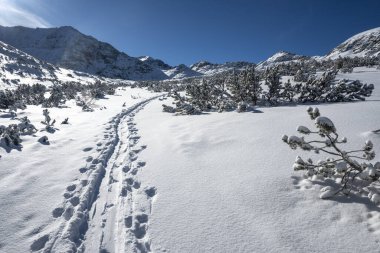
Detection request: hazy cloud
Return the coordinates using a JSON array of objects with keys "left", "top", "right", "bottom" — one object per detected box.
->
[{"left": 0, "top": 0, "right": 50, "bottom": 27}]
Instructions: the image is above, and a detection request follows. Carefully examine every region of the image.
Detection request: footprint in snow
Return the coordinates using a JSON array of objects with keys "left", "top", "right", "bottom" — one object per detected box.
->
[
  {"left": 52, "top": 207, "right": 64, "bottom": 218},
  {"left": 30, "top": 234, "right": 49, "bottom": 252},
  {"left": 145, "top": 187, "right": 157, "bottom": 198},
  {"left": 66, "top": 184, "right": 76, "bottom": 192},
  {"left": 83, "top": 147, "right": 93, "bottom": 152}
]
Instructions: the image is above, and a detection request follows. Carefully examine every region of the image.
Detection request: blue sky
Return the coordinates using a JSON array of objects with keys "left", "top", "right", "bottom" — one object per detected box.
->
[{"left": 0, "top": 0, "right": 379, "bottom": 66}]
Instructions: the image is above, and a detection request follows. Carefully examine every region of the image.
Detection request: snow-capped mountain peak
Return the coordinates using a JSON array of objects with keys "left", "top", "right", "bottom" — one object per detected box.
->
[
  {"left": 257, "top": 51, "right": 310, "bottom": 69},
  {"left": 326, "top": 27, "right": 380, "bottom": 59},
  {"left": 0, "top": 25, "right": 170, "bottom": 80}
]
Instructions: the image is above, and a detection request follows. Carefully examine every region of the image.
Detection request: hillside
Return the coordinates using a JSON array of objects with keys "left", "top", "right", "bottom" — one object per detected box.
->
[
  {"left": 326, "top": 27, "right": 380, "bottom": 59},
  {"left": 0, "top": 40, "right": 110, "bottom": 89},
  {"left": 0, "top": 25, "right": 169, "bottom": 80}
]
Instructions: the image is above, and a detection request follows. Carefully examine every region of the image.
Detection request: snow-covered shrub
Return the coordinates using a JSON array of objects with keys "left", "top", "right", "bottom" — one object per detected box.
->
[
  {"left": 0, "top": 124, "right": 21, "bottom": 147},
  {"left": 76, "top": 93, "right": 94, "bottom": 112},
  {"left": 162, "top": 104, "right": 176, "bottom": 113},
  {"left": 294, "top": 69, "right": 309, "bottom": 82},
  {"left": 0, "top": 89, "right": 16, "bottom": 109},
  {"left": 283, "top": 107, "right": 380, "bottom": 203},
  {"left": 43, "top": 85, "right": 66, "bottom": 108},
  {"left": 237, "top": 101, "right": 248, "bottom": 113},
  {"left": 41, "top": 109, "right": 56, "bottom": 132},
  {"left": 88, "top": 81, "right": 115, "bottom": 99},
  {"left": 61, "top": 118, "right": 69, "bottom": 124},
  {"left": 18, "top": 116, "right": 37, "bottom": 135},
  {"left": 218, "top": 100, "right": 235, "bottom": 112},
  {"left": 280, "top": 79, "right": 296, "bottom": 102},
  {"left": 227, "top": 68, "right": 262, "bottom": 106}
]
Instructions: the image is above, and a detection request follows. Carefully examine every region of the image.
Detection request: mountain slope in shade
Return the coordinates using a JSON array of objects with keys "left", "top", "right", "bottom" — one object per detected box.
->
[
  {"left": 326, "top": 27, "right": 380, "bottom": 59},
  {"left": 0, "top": 40, "right": 117, "bottom": 89},
  {"left": 138, "top": 56, "right": 172, "bottom": 70},
  {"left": 0, "top": 25, "right": 168, "bottom": 80}
]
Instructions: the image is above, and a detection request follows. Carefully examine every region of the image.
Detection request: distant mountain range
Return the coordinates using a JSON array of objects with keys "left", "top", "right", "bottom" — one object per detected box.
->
[
  {"left": 257, "top": 27, "right": 380, "bottom": 69},
  {"left": 0, "top": 25, "right": 379, "bottom": 86}
]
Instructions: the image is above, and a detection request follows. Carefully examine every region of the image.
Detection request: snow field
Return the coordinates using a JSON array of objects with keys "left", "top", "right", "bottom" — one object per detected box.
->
[{"left": 0, "top": 67, "right": 380, "bottom": 252}]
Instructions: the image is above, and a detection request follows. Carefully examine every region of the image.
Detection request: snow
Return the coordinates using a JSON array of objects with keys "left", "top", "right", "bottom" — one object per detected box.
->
[
  {"left": 1, "top": 63, "right": 380, "bottom": 252},
  {"left": 296, "top": 125, "right": 311, "bottom": 134},
  {"left": 326, "top": 27, "right": 380, "bottom": 59},
  {"left": 315, "top": 116, "right": 336, "bottom": 133},
  {"left": 256, "top": 51, "right": 310, "bottom": 69},
  {"left": 190, "top": 61, "right": 255, "bottom": 76},
  {"left": 131, "top": 67, "right": 380, "bottom": 252},
  {"left": 0, "top": 87, "right": 160, "bottom": 252}
]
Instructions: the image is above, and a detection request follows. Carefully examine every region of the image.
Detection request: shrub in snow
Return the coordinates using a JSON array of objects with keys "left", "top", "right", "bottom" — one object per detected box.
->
[
  {"left": 76, "top": 94, "right": 94, "bottom": 112},
  {"left": 162, "top": 104, "right": 176, "bottom": 113},
  {"left": 0, "top": 89, "right": 16, "bottom": 109},
  {"left": 218, "top": 100, "right": 235, "bottom": 113},
  {"left": 0, "top": 124, "right": 21, "bottom": 147},
  {"left": 283, "top": 107, "right": 380, "bottom": 203},
  {"left": 43, "top": 85, "right": 66, "bottom": 108},
  {"left": 280, "top": 79, "right": 296, "bottom": 102},
  {"left": 18, "top": 116, "right": 37, "bottom": 135},
  {"left": 61, "top": 118, "right": 69, "bottom": 124},
  {"left": 294, "top": 69, "right": 309, "bottom": 82},
  {"left": 237, "top": 102, "right": 248, "bottom": 113},
  {"left": 88, "top": 81, "right": 115, "bottom": 99},
  {"left": 227, "top": 68, "right": 262, "bottom": 106},
  {"left": 41, "top": 109, "right": 56, "bottom": 133}
]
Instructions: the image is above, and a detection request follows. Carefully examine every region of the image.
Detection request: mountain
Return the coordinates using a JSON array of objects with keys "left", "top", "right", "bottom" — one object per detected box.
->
[
  {"left": 0, "top": 40, "right": 114, "bottom": 89},
  {"left": 256, "top": 27, "right": 380, "bottom": 68},
  {"left": 163, "top": 64, "right": 201, "bottom": 79},
  {"left": 326, "top": 27, "right": 380, "bottom": 59},
  {"left": 1, "top": 25, "right": 379, "bottom": 83},
  {"left": 138, "top": 56, "right": 172, "bottom": 70},
  {"left": 190, "top": 61, "right": 255, "bottom": 75},
  {"left": 256, "top": 51, "right": 311, "bottom": 69},
  {"left": 0, "top": 25, "right": 169, "bottom": 80}
]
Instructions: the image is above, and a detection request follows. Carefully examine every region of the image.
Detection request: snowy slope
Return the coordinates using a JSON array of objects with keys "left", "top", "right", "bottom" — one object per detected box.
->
[
  {"left": 190, "top": 61, "right": 255, "bottom": 75},
  {"left": 163, "top": 64, "right": 201, "bottom": 79},
  {"left": 326, "top": 27, "right": 380, "bottom": 59},
  {"left": 0, "top": 40, "right": 113, "bottom": 89},
  {"left": 1, "top": 68, "right": 380, "bottom": 253},
  {"left": 0, "top": 25, "right": 169, "bottom": 80},
  {"left": 134, "top": 67, "right": 380, "bottom": 252},
  {"left": 257, "top": 51, "right": 311, "bottom": 69},
  {"left": 257, "top": 27, "right": 380, "bottom": 68}
]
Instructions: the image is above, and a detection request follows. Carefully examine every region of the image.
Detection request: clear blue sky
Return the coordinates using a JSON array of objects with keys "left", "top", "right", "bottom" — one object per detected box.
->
[{"left": 1, "top": 0, "right": 380, "bottom": 66}]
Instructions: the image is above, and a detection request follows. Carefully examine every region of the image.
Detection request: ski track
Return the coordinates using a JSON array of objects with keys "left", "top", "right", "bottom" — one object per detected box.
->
[{"left": 30, "top": 97, "right": 159, "bottom": 253}]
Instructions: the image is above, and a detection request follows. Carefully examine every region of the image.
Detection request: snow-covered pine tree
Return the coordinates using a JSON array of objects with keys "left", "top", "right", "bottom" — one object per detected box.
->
[
  {"left": 227, "top": 71, "right": 245, "bottom": 103},
  {"left": 263, "top": 67, "right": 281, "bottom": 105},
  {"left": 242, "top": 67, "right": 262, "bottom": 106},
  {"left": 280, "top": 79, "right": 295, "bottom": 102}
]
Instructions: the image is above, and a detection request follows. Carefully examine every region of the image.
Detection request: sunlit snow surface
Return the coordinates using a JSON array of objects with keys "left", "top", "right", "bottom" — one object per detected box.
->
[{"left": 0, "top": 67, "right": 380, "bottom": 252}]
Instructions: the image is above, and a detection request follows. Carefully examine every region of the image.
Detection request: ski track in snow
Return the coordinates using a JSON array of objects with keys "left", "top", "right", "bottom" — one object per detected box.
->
[{"left": 30, "top": 97, "right": 159, "bottom": 253}]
